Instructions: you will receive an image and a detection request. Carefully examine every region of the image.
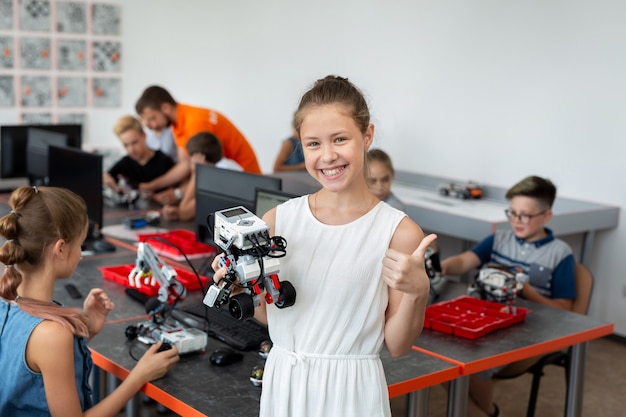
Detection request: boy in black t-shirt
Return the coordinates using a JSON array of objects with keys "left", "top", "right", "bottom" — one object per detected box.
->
[{"left": 104, "top": 115, "right": 175, "bottom": 198}]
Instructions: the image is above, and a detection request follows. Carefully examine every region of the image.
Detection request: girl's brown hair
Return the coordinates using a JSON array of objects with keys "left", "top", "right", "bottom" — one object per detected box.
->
[
  {"left": 0, "top": 186, "right": 90, "bottom": 336},
  {"left": 294, "top": 75, "right": 370, "bottom": 136}
]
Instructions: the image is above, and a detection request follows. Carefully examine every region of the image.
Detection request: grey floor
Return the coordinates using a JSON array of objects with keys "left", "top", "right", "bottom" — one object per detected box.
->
[{"left": 119, "top": 335, "right": 623, "bottom": 417}]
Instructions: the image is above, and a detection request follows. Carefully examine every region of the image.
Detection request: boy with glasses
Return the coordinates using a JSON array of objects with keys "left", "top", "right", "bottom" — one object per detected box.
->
[{"left": 440, "top": 175, "right": 576, "bottom": 417}]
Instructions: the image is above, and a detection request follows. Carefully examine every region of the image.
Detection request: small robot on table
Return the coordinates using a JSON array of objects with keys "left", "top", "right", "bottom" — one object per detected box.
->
[{"left": 126, "top": 241, "right": 208, "bottom": 354}]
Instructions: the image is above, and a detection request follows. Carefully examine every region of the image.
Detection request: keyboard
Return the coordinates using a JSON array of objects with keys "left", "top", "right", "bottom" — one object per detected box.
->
[{"left": 179, "top": 302, "right": 270, "bottom": 351}]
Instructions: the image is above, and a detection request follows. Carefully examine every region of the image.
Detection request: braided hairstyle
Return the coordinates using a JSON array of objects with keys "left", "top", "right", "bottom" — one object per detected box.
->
[{"left": 0, "top": 186, "right": 89, "bottom": 336}]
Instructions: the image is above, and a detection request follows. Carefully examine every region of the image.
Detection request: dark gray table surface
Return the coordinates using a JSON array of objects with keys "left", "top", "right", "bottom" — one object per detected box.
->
[
  {"left": 53, "top": 232, "right": 460, "bottom": 417},
  {"left": 416, "top": 281, "right": 614, "bottom": 374}
]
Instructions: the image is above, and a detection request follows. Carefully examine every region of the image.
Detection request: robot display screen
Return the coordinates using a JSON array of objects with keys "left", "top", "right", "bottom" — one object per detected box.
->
[{"left": 222, "top": 207, "right": 248, "bottom": 218}]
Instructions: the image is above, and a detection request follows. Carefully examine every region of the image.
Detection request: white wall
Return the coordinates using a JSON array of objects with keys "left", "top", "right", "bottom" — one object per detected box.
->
[{"left": 2, "top": 0, "right": 625, "bottom": 335}]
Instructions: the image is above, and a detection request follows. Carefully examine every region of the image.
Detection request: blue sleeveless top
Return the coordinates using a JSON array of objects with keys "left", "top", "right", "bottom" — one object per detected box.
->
[
  {"left": 0, "top": 299, "right": 93, "bottom": 416},
  {"left": 283, "top": 136, "right": 304, "bottom": 166}
]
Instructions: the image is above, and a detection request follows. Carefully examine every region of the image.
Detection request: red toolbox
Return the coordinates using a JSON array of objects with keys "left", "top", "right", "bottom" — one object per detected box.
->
[
  {"left": 424, "top": 296, "right": 530, "bottom": 339},
  {"left": 137, "top": 229, "right": 217, "bottom": 261},
  {"left": 99, "top": 264, "right": 210, "bottom": 297}
]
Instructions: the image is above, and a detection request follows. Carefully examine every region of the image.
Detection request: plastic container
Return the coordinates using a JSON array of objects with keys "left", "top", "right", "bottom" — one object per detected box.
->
[
  {"left": 137, "top": 229, "right": 217, "bottom": 261},
  {"left": 99, "top": 264, "right": 210, "bottom": 297},
  {"left": 425, "top": 296, "right": 530, "bottom": 339}
]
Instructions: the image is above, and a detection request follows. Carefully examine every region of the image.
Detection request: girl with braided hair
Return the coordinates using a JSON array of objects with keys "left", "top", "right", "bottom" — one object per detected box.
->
[{"left": 0, "top": 186, "right": 179, "bottom": 417}]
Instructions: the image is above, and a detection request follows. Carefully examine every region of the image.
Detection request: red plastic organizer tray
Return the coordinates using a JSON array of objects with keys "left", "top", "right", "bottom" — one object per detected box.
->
[
  {"left": 424, "top": 296, "right": 530, "bottom": 339},
  {"left": 137, "top": 229, "right": 217, "bottom": 261},
  {"left": 99, "top": 264, "right": 210, "bottom": 297}
]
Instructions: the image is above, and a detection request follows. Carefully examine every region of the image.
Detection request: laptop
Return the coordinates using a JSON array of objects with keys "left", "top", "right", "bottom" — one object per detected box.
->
[{"left": 254, "top": 188, "right": 297, "bottom": 218}]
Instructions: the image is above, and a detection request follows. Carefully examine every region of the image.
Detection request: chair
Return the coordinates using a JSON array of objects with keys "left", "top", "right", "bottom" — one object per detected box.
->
[{"left": 495, "top": 262, "right": 594, "bottom": 417}]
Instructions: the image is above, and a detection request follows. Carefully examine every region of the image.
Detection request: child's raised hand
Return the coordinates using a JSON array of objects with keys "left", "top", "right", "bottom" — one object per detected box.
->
[
  {"left": 83, "top": 288, "right": 115, "bottom": 337},
  {"left": 381, "top": 233, "right": 438, "bottom": 296}
]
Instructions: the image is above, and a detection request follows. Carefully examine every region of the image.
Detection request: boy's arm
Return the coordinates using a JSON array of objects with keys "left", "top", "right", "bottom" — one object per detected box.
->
[
  {"left": 441, "top": 250, "right": 482, "bottom": 276},
  {"left": 520, "top": 284, "right": 573, "bottom": 311},
  {"left": 139, "top": 158, "right": 190, "bottom": 192},
  {"left": 103, "top": 172, "right": 117, "bottom": 191},
  {"left": 176, "top": 169, "right": 197, "bottom": 221}
]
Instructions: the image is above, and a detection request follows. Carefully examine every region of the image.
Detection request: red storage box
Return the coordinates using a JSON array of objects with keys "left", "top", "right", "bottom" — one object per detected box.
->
[
  {"left": 99, "top": 264, "right": 211, "bottom": 297},
  {"left": 424, "top": 296, "right": 530, "bottom": 339},
  {"left": 137, "top": 229, "right": 217, "bottom": 261}
]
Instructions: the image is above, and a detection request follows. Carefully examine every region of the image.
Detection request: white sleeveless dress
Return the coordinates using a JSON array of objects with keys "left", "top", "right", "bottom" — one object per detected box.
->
[{"left": 260, "top": 196, "right": 406, "bottom": 417}]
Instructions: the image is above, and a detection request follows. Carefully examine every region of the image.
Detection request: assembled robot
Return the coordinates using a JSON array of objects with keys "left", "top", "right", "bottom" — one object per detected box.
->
[
  {"left": 203, "top": 206, "right": 296, "bottom": 320},
  {"left": 103, "top": 176, "right": 147, "bottom": 209},
  {"left": 438, "top": 181, "right": 483, "bottom": 199},
  {"left": 467, "top": 264, "right": 528, "bottom": 312},
  {"left": 126, "top": 241, "right": 207, "bottom": 354}
]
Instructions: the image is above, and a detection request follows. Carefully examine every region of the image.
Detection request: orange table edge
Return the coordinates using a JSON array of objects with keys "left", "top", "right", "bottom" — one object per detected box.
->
[
  {"left": 413, "top": 322, "right": 614, "bottom": 375},
  {"left": 388, "top": 365, "right": 461, "bottom": 398},
  {"left": 90, "top": 348, "right": 208, "bottom": 417}
]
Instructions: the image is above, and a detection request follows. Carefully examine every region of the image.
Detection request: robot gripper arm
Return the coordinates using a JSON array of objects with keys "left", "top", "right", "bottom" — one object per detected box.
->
[{"left": 128, "top": 241, "right": 186, "bottom": 306}]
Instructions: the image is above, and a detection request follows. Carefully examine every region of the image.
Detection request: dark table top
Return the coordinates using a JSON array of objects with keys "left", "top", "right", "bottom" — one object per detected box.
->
[
  {"left": 414, "top": 281, "right": 614, "bottom": 374},
  {"left": 47, "top": 210, "right": 461, "bottom": 417}
]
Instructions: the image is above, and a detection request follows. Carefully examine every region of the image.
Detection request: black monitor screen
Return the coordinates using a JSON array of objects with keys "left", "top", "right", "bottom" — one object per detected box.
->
[
  {"left": 194, "top": 164, "right": 282, "bottom": 244},
  {"left": 1, "top": 124, "right": 82, "bottom": 179},
  {"left": 27, "top": 128, "right": 68, "bottom": 186},
  {"left": 47, "top": 145, "right": 103, "bottom": 238}
]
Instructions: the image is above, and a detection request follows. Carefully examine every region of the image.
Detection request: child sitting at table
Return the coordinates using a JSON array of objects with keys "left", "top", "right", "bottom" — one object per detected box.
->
[
  {"left": 104, "top": 115, "right": 176, "bottom": 202},
  {"left": 162, "top": 131, "right": 242, "bottom": 222},
  {"left": 0, "top": 185, "right": 179, "bottom": 416},
  {"left": 440, "top": 175, "right": 576, "bottom": 417},
  {"left": 366, "top": 148, "right": 406, "bottom": 211},
  {"left": 272, "top": 113, "right": 306, "bottom": 172}
]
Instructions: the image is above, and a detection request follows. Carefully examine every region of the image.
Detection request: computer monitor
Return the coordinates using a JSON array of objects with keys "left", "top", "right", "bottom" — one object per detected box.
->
[
  {"left": 254, "top": 188, "right": 297, "bottom": 218},
  {"left": 47, "top": 145, "right": 104, "bottom": 243},
  {"left": 194, "top": 164, "right": 282, "bottom": 244},
  {"left": 27, "top": 128, "right": 69, "bottom": 186},
  {"left": 0, "top": 124, "right": 82, "bottom": 180}
]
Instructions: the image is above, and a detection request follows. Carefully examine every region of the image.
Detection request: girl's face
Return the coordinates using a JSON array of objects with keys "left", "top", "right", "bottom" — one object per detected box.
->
[
  {"left": 367, "top": 160, "right": 393, "bottom": 201},
  {"left": 300, "top": 103, "right": 373, "bottom": 193},
  {"left": 59, "top": 223, "right": 88, "bottom": 279}
]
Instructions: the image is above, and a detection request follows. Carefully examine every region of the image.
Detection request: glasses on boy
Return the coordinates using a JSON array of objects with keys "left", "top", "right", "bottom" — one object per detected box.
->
[{"left": 504, "top": 209, "right": 546, "bottom": 225}]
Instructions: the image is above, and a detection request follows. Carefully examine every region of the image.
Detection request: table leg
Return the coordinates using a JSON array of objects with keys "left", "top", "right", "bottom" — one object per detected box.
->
[
  {"left": 565, "top": 342, "right": 588, "bottom": 417},
  {"left": 107, "top": 372, "right": 117, "bottom": 395},
  {"left": 106, "top": 373, "right": 140, "bottom": 416},
  {"left": 126, "top": 394, "right": 140, "bottom": 417},
  {"left": 580, "top": 231, "right": 594, "bottom": 265},
  {"left": 447, "top": 375, "right": 469, "bottom": 417},
  {"left": 406, "top": 389, "right": 429, "bottom": 417}
]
